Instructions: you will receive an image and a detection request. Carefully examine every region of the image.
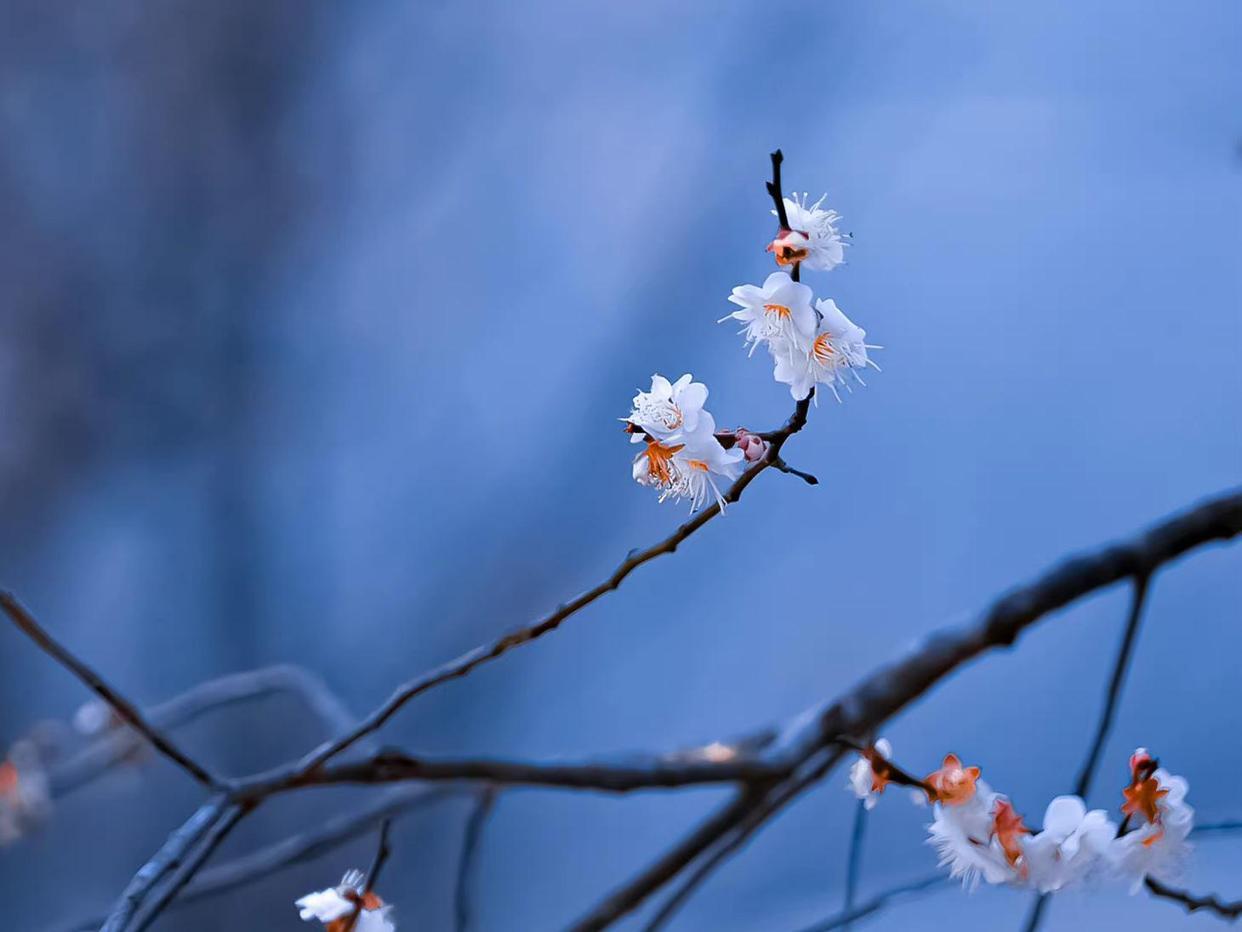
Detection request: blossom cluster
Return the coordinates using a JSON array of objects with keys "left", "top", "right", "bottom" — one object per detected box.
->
[
  {"left": 296, "top": 870, "right": 396, "bottom": 931},
  {"left": 848, "top": 743, "right": 1194, "bottom": 894},
  {"left": 625, "top": 174, "right": 880, "bottom": 509}
]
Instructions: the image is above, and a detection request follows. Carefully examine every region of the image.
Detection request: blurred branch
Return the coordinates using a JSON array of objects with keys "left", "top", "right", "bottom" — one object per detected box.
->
[
  {"left": 51, "top": 664, "right": 359, "bottom": 799},
  {"left": 1144, "top": 877, "right": 1242, "bottom": 920},
  {"left": 343, "top": 819, "right": 393, "bottom": 932},
  {"left": 0, "top": 592, "right": 221, "bottom": 789},
  {"left": 455, "top": 788, "right": 498, "bottom": 932},
  {"left": 792, "top": 875, "right": 948, "bottom": 932},
  {"left": 1023, "top": 574, "right": 1152, "bottom": 932}
]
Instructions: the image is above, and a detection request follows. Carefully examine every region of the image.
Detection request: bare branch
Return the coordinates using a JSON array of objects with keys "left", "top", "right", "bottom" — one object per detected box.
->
[
  {"left": 791, "top": 874, "right": 947, "bottom": 932},
  {"left": 99, "top": 795, "right": 232, "bottom": 932},
  {"left": 343, "top": 819, "right": 393, "bottom": 932},
  {"left": 1145, "top": 876, "right": 1242, "bottom": 921},
  {"left": 455, "top": 788, "right": 498, "bottom": 932},
  {"left": 1, "top": 592, "right": 221, "bottom": 789},
  {"left": 50, "top": 664, "right": 358, "bottom": 799},
  {"left": 767, "top": 149, "right": 791, "bottom": 230}
]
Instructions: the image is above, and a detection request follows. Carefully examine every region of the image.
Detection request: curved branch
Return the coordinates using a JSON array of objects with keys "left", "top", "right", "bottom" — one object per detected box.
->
[
  {"left": 1, "top": 593, "right": 220, "bottom": 789},
  {"left": 1145, "top": 876, "right": 1242, "bottom": 920}
]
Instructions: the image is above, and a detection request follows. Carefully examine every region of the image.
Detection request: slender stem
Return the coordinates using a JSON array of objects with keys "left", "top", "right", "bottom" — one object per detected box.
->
[
  {"left": 1145, "top": 876, "right": 1242, "bottom": 920},
  {"left": 791, "top": 874, "right": 947, "bottom": 932},
  {"left": 0, "top": 593, "right": 220, "bottom": 788},
  {"left": 767, "top": 149, "right": 791, "bottom": 230},
  {"left": 842, "top": 800, "right": 868, "bottom": 931},
  {"left": 455, "top": 788, "right": 498, "bottom": 932},
  {"left": 344, "top": 818, "right": 394, "bottom": 932}
]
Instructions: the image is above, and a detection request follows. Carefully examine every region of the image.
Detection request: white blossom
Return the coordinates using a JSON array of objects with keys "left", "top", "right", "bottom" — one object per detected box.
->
[
  {"left": 625, "top": 373, "right": 709, "bottom": 443},
  {"left": 768, "top": 192, "right": 847, "bottom": 272},
  {"left": 847, "top": 737, "right": 892, "bottom": 810},
  {"left": 772, "top": 299, "right": 878, "bottom": 402},
  {"left": 927, "top": 782, "right": 1017, "bottom": 889},
  {"left": 1022, "top": 796, "right": 1117, "bottom": 893},
  {"left": 1109, "top": 766, "right": 1194, "bottom": 891},
  {"left": 296, "top": 870, "right": 396, "bottom": 931},
  {"left": 722, "top": 272, "right": 816, "bottom": 360},
  {"left": 631, "top": 412, "right": 744, "bottom": 512}
]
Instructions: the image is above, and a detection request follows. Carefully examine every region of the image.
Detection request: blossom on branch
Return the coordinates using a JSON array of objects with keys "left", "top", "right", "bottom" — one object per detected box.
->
[
  {"left": 1023, "top": 796, "right": 1116, "bottom": 893},
  {"left": 772, "top": 298, "right": 879, "bottom": 403},
  {"left": 723, "top": 272, "right": 816, "bottom": 360},
  {"left": 625, "top": 374, "right": 710, "bottom": 443},
  {"left": 0, "top": 740, "right": 51, "bottom": 846},
  {"left": 848, "top": 737, "right": 893, "bottom": 810},
  {"left": 1109, "top": 750, "right": 1194, "bottom": 890},
  {"left": 767, "top": 192, "right": 847, "bottom": 271},
  {"left": 296, "top": 870, "right": 396, "bottom": 931},
  {"left": 927, "top": 780, "right": 1017, "bottom": 888}
]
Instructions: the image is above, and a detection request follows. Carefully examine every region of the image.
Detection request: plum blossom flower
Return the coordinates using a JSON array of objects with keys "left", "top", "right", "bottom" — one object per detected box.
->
[
  {"left": 767, "top": 192, "right": 847, "bottom": 272},
  {"left": 0, "top": 741, "right": 52, "bottom": 846},
  {"left": 848, "top": 738, "right": 893, "bottom": 810},
  {"left": 625, "top": 374, "right": 709, "bottom": 443},
  {"left": 1022, "top": 796, "right": 1116, "bottom": 893},
  {"left": 927, "top": 780, "right": 1018, "bottom": 888},
  {"left": 722, "top": 272, "right": 816, "bottom": 360},
  {"left": 631, "top": 414, "right": 744, "bottom": 512},
  {"left": 1109, "top": 752, "right": 1194, "bottom": 890},
  {"left": 772, "top": 299, "right": 879, "bottom": 402},
  {"left": 296, "top": 870, "right": 396, "bottom": 931}
]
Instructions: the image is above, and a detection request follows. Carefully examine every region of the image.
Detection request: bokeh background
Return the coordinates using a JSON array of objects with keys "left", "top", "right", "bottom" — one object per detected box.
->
[{"left": 1, "top": 1, "right": 1239, "bottom": 929}]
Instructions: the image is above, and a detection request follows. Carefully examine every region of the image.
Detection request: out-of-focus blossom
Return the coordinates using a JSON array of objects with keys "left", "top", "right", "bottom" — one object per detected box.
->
[
  {"left": 924, "top": 754, "right": 982, "bottom": 806},
  {"left": 772, "top": 299, "right": 878, "bottom": 402},
  {"left": 767, "top": 193, "right": 847, "bottom": 272},
  {"left": 1023, "top": 796, "right": 1116, "bottom": 893},
  {"left": 625, "top": 374, "right": 709, "bottom": 444},
  {"left": 1110, "top": 751, "right": 1194, "bottom": 890},
  {"left": 723, "top": 272, "right": 816, "bottom": 360},
  {"left": 992, "top": 798, "right": 1030, "bottom": 869},
  {"left": 928, "top": 780, "right": 1015, "bottom": 888},
  {"left": 296, "top": 870, "right": 396, "bottom": 931},
  {"left": 848, "top": 737, "right": 893, "bottom": 810},
  {"left": 0, "top": 740, "right": 52, "bottom": 846}
]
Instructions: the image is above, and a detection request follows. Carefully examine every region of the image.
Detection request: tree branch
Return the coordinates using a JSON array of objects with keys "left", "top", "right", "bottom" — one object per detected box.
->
[
  {"left": 343, "top": 818, "right": 393, "bottom": 932},
  {"left": 1145, "top": 876, "right": 1242, "bottom": 921},
  {"left": 455, "top": 788, "right": 498, "bottom": 932},
  {"left": 791, "top": 874, "right": 947, "bottom": 932},
  {"left": 0, "top": 592, "right": 221, "bottom": 789}
]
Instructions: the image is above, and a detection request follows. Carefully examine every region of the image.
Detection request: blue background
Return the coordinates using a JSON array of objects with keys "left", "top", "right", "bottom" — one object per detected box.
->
[{"left": 0, "top": 2, "right": 1238, "bottom": 929}]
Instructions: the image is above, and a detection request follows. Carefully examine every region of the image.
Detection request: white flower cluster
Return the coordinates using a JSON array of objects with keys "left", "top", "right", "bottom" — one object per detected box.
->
[
  {"left": 626, "top": 374, "right": 744, "bottom": 512},
  {"left": 296, "top": 869, "right": 396, "bottom": 931},
  {"left": 626, "top": 168, "right": 879, "bottom": 509},
  {"left": 848, "top": 744, "right": 1194, "bottom": 895},
  {"left": 724, "top": 193, "right": 878, "bottom": 402}
]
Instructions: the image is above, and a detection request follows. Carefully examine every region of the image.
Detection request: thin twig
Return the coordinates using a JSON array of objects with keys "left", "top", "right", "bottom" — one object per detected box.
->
[
  {"left": 842, "top": 800, "right": 868, "bottom": 931},
  {"left": 50, "top": 664, "right": 359, "bottom": 799},
  {"left": 791, "top": 874, "right": 947, "bottom": 932},
  {"left": 767, "top": 149, "right": 791, "bottom": 230},
  {"left": 771, "top": 456, "right": 819, "bottom": 485},
  {"left": 1145, "top": 876, "right": 1242, "bottom": 920},
  {"left": 343, "top": 819, "right": 393, "bottom": 932},
  {"left": 455, "top": 787, "right": 499, "bottom": 932},
  {"left": 0, "top": 592, "right": 220, "bottom": 788}
]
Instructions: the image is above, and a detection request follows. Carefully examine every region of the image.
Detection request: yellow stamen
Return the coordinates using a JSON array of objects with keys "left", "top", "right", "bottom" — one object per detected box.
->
[
  {"left": 812, "top": 333, "right": 835, "bottom": 365},
  {"left": 763, "top": 303, "right": 792, "bottom": 319},
  {"left": 644, "top": 440, "right": 684, "bottom": 485}
]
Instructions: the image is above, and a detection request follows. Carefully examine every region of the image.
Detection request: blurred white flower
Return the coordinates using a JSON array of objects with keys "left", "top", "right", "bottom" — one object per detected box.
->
[
  {"left": 768, "top": 192, "right": 847, "bottom": 272},
  {"left": 625, "top": 373, "right": 709, "bottom": 443},
  {"left": 0, "top": 743, "right": 52, "bottom": 847},
  {"left": 1023, "top": 795, "right": 1116, "bottom": 893},
  {"left": 772, "top": 299, "right": 878, "bottom": 403},
  {"left": 723, "top": 272, "right": 816, "bottom": 360},
  {"left": 927, "top": 781, "right": 1017, "bottom": 889},
  {"left": 929, "top": 780, "right": 1023, "bottom": 889},
  {"left": 296, "top": 870, "right": 395, "bottom": 930},
  {"left": 1110, "top": 760, "right": 1194, "bottom": 891},
  {"left": 847, "top": 737, "right": 892, "bottom": 810}
]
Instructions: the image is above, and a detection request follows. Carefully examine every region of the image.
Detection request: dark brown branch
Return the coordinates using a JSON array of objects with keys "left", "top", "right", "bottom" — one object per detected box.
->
[
  {"left": 0, "top": 592, "right": 220, "bottom": 789},
  {"left": 767, "top": 149, "right": 791, "bottom": 230},
  {"left": 771, "top": 456, "right": 819, "bottom": 485},
  {"left": 50, "top": 664, "right": 359, "bottom": 799},
  {"left": 344, "top": 819, "right": 393, "bottom": 932},
  {"left": 1145, "top": 876, "right": 1242, "bottom": 920},
  {"left": 250, "top": 396, "right": 812, "bottom": 783},
  {"left": 455, "top": 788, "right": 498, "bottom": 932},
  {"left": 643, "top": 751, "right": 842, "bottom": 931},
  {"left": 99, "top": 795, "right": 231, "bottom": 932}
]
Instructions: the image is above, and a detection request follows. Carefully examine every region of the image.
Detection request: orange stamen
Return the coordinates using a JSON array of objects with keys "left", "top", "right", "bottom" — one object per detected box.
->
[
  {"left": 812, "top": 333, "right": 836, "bottom": 365},
  {"left": 643, "top": 440, "right": 684, "bottom": 486},
  {"left": 763, "top": 303, "right": 792, "bottom": 319}
]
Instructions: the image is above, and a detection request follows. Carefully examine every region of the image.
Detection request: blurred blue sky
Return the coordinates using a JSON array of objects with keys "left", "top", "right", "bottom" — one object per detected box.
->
[{"left": 0, "top": 1, "right": 1238, "bottom": 929}]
